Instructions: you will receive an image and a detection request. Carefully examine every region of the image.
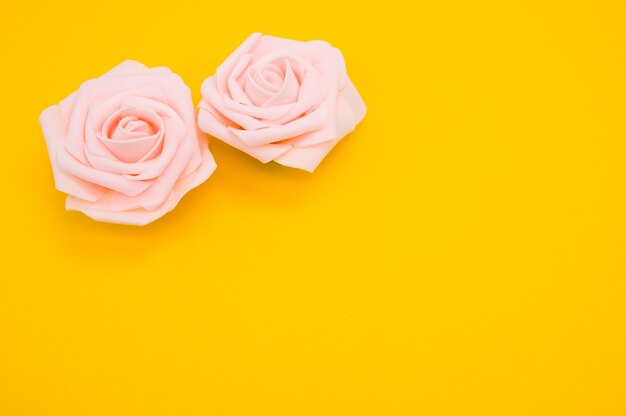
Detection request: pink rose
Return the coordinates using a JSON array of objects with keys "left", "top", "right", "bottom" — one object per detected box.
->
[
  {"left": 40, "top": 60, "right": 216, "bottom": 225},
  {"left": 198, "top": 33, "right": 366, "bottom": 172}
]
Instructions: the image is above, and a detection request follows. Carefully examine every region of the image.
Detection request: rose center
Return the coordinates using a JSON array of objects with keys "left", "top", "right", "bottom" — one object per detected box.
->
[
  {"left": 99, "top": 107, "right": 164, "bottom": 163},
  {"left": 257, "top": 63, "right": 285, "bottom": 91},
  {"left": 112, "top": 116, "right": 157, "bottom": 139},
  {"left": 244, "top": 58, "right": 300, "bottom": 107}
]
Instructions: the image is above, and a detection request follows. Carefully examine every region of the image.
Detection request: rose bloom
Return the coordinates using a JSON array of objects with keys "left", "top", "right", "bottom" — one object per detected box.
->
[
  {"left": 199, "top": 33, "right": 366, "bottom": 172},
  {"left": 40, "top": 60, "right": 216, "bottom": 225}
]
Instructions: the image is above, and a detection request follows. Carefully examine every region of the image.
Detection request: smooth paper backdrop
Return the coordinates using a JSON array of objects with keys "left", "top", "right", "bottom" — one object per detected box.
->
[{"left": 1, "top": 1, "right": 625, "bottom": 415}]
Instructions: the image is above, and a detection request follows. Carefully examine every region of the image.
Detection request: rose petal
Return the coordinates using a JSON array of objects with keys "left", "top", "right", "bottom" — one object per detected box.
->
[
  {"left": 253, "top": 63, "right": 283, "bottom": 92},
  {"left": 248, "top": 35, "right": 304, "bottom": 57},
  {"left": 103, "top": 60, "right": 149, "bottom": 76},
  {"left": 66, "top": 145, "right": 216, "bottom": 226},
  {"left": 198, "top": 104, "right": 292, "bottom": 163},
  {"left": 203, "top": 77, "right": 270, "bottom": 130},
  {"left": 66, "top": 189, "right": 175, "bottom": 226},
  {"left": 339, "top": 77, "right": 367, "bottom": 127},
  {"left": 227, "top": 53, "right": 254, "bottom": 105},
  {"left": 88, "top": 84, "right": 168, "bottom": 129},
  {"left": 262, "top": 59, "right": 300, "bottom": 107},
  {"left": 222, "top": 95, "right": 294, "bottom": 121},
  {"left": 98, "top": 107, "right": 163, "bottom": 163},
  {"left": 230, "top": 103, "right": 328, "bottom": 147},
  {"left": 273, "top": 137, "right": 339, "bottom": 172},
  {"left": 59, "top": 91, "right": 78, "bottom": 121},
  {"left": 216, "top": 33, "right": 263, "bottom": 95},
  {"left": 83, "top": 96, "right": 184, "bottom": 178},
  {"left": 110, "top": 130, "right": 194, "bottom": 211},
  {"left": 273, "top": 67, "right": 326, "bottom": 125},
  {"left": 39, "top": 105, "right": 105, "bottom": 202},
  {"left": 57, "top": 145, "right": 152, "bottom": 197},
  {"left": 284, "top": 59, "right": 342, "bottom": 148},
  {"left": 244, "top": 66, "right": 277, "bottom": 106}
]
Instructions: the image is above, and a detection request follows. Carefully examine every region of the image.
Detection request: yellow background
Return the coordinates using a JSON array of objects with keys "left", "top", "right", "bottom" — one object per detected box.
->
[{"left": 1, "top": 0, "right": 626, "bottom": 414}]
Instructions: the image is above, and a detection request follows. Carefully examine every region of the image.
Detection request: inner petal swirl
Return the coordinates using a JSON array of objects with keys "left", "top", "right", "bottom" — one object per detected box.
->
[
  {"left": 99, "top": 107, "right": 164, "bottom": 163},
  {"left": 244, "top": 58, "right": 301, "bottom": 107}
]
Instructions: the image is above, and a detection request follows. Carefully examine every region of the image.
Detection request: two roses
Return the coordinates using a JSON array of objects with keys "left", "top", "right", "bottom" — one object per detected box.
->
[{"left": 40, "top": 33, "right": 366, "bottom": 225}]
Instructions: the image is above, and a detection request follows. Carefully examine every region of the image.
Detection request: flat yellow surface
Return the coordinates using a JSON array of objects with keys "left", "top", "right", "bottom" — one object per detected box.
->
[{"left": 1, "top": 1, "right": 626, "bottom": 415}]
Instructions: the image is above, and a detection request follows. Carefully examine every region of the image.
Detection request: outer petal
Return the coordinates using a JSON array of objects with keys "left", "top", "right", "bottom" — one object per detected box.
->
[
  {"left": 39, "top": 105, "right": 105, "bottom": 202},
  {"left": 202, "top": 76, "right": 274, "bottom": 130},
  {"left": 288, "top": 76, "right": 366, "bottom": 148},
  {"left": 57, "top": 145, "right": 153, "bottom": 197},
  {"left": 248, "top": 35, "right": 307, "bottom": 59},
  {"left": 273, "top": 78, "right": 366, "bottom": 172},
  {"left": 230, "top": 104, "right": 328, "bottom": 147},
  {"left": 273, "top": 138, "right": 340, "bottom": 173},
  {"left": 337, "top": 77, "right": 367, "bottom": 132},
  {"left": 198, "top": 102, "right": 292, "bottom": 163},
  {"left": 216, "top": 33, "right": 263, "bottom": 95},
  {"left": 103, "top": 60, "right": 150, "bottom": 76},
  {"left": 66, "top": 144, "right": 216, "bottom": 226}
]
